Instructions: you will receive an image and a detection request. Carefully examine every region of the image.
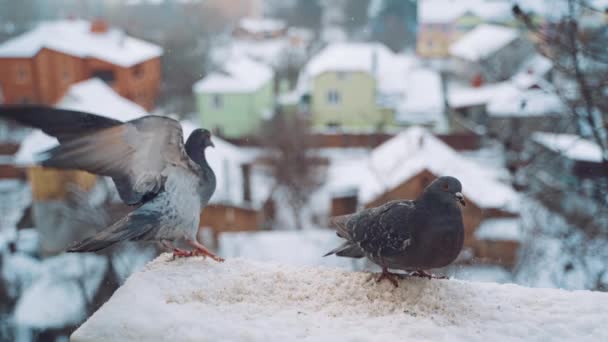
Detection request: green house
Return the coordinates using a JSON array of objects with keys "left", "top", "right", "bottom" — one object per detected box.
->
[
  {"left": 296, "top": 43, "right": 442, "bottom": 131},
  {"left": 193, "top": 57, "right": 274, "bottom": 138}
]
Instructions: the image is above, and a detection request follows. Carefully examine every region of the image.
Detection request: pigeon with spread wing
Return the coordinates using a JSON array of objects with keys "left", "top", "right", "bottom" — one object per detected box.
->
[{"left": 1, "top": 105, "right": 223, "bottom": 261}]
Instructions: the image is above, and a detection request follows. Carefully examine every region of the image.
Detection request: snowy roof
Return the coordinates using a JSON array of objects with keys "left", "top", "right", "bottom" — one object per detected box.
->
[
  {"left": 394, "top": 68, "right": 447, "bottom": 131},
  {"left": 474, "top": 218, "right": 522, "bottom": 241},
  {"left": 487, "top": 88, "right": 563, "bottom": 117},
  {"left": 419, "top": 0, "right": 513, "bottom": 24},
  {"left": 0, "top": 179, "right": 31, "bottom": 230},
  {"left": 329, "top": 127, "right": 519, "bottom": 211},
  {"left": 72, "top": 256, "right": 608, "bottom": 341},
  {"left": 512, "top": 54, "right": 553, "bottom": 89},
  {"left": 449, "top": 24, "right": 519, "bottom": 61},
  {"left": 14, "top": 253, "right": 108, "bottom": 329},
  {"left": 15, "top": 78, "right": 148, "bottom": 165},
  {"left": 532, "top": 132, "right": 604, "bottom": 163},
  {"left": 0, "top": 20, "right": 162, "bottom": 67},
  {"left": 193, "top": 57, "right": 274, "bottom": 94},
  {"left": 448, "top": 82, "right": 513, "bottom": 108},
  {"left": 238, "top": 17, "right": 286, "bottom": 34}
]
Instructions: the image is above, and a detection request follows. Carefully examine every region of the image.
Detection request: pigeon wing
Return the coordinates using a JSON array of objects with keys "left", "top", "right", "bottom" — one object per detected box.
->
[
  {"left": 39, "top": 115, "right": 194, "bottom": 205},
  {"left": 0, "top": 105, "right": 123, "bottom": 142},
  {"left": 350, "top": 200, "right": 416, "bottom": 258}
]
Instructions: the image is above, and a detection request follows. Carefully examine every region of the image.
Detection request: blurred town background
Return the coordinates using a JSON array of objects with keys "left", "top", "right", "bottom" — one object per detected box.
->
[{"left": 0, "top": 0, "right": 606, "bottom": 340}]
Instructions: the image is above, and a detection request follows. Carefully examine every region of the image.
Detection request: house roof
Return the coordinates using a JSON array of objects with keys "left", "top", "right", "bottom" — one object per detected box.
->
[
  {"left": 512, "top": 53, "right": 553, "bottom": 89},
  {"left": 419, "top": 0, "right": 513, "bottom": 24},
  {"left": 192, "top": 57, "right": 274, "bottom": 94},
  {"left": 0, "top": 20, "right": 162, "bottom": 67},
  {"left": 238, "top": 17, "right": 286, "bottom": 34},
  {"left": 328, "top": 127, "right": 519, "bottom": 211},
  {"left": 487, "top": 87, "right": 563, "bottom": 117},
  {"left": 474, "top": 218, "right": 522, "bottom": 242},
  {"left": 448, "top": 82, "right": 513, "bottom": 108},
  {"left": 394, "top": 68, "right": 447, "bottom": 131},
  {"left": 16, "top": 78, "right": 148, "bottom": 165},
  {"left": 449, "top": 24, "right": 519, "bottom": 61},
  {"left": 532, "top": 132, "right": 604, "bottom": 163}
]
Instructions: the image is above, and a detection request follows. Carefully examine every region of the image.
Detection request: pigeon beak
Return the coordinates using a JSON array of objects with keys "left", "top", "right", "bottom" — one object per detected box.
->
[
  {"left": 455, "top": 192, "right": 466, "bottom": 206},
  {"left": 208, "top": 139, "right": 215, "bottom": 148}
]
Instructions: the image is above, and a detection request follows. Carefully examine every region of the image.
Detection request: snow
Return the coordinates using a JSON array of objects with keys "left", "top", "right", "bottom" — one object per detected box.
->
[
  {"left": 0, "top": 20, "right": 162, "bottom": 67},
  {"left": 329, "top": 127, "right": 519, "bottom": 211},
  {"left": 448, "top": 82, "right": 512, "bottom": 108},
  {"left": 474, "top": 218, "right": 522, "bottom": 242},
  {"left": 449, "top": 265, "right": 513, "bottom": 283},
  {"left": 394, "top": 68, "right": 447, "bottom": 132},
  {"left": 238, "top": 17, "right": 286, "bottom": 34},
  {"left": 419, "top": 0, "right": 513, "bottom": 24},
  {"left": 531, "top": 132, "right": 603, "bottom": 163},
  {"left": 193, "top": 56, "right": 274, "bottom": 94},
  {"left": 449, "top": 24, "right": 519, "bottom": 61},
  {"left": 0, "top": 179, "right": 31, "bottom": 231},
  {"left": 487, "top": 87, "right": 563, "bottom": 117},
  {"left": 15, "top": 78, "right": 148, "bottom": 165},
  {"left": 512, "top": 53, "right": 553, "bottom": 89},
  {"left": 72, "top": 256, "right": 608, "bottom": 342},
  {"left": 14, "top": 253, "right": 108, "bottom": 329}
]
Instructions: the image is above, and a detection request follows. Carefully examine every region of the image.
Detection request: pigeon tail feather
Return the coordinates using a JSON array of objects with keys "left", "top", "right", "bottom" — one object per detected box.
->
[
  {"left": 323, "top": 241, "right": 365, "bottom": 258},
  {"left": 67, "top": 210, "right": 160, "bottom": 253}
]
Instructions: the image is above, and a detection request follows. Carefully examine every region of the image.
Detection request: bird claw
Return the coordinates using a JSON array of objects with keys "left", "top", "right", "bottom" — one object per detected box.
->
[
  {"left": 376, "top": 268, "right": 403, "bottom": 287},
  {"left": 409, "top": 270, "right": 448, "bottom": 280}
]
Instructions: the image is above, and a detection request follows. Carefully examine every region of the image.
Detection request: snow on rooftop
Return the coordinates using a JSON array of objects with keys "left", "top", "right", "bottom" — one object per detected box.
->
[
  {"left": 15, "top": 253, "right": 108, "bottom": 329},
  {"left": 512, "top": 53, "right": 553, "bottom": 89},
  {"left": 0, "top": 20, "right": 162, "bottom": 67},
  {"left": 193, "top": 56, "right": 274, "bottom": 93},
  {"left": 395, "top": 68, "right": 447, "bottom": 131},
  {"left": 474, "top": 218, "right": 522, "bottom": 242},
  {"left": 238, "top": 17, "right": 286, "bottom": 34},
  {"left": 448, "top": 82, "right": 513, "bottom": 108},
  {"left": 72, "top": 256, "right": 608, "bottom": 341},
  {"left": 449, "top": 24, "right": 519, "bottom": 61},
  {"left": 0, "top": 179, "right": 31, "bottom": 231},
  {"left": 330, "top": 127, "right": 519, "bottom": 211},
  {"left": 487, "top": 87, "right": 563, "bottom": 117},
  {"left": 15, "top": 78, "right": 148, "bottom": 165},
  {"left": 532, "top": 132, "right": 604, "bottom": 163},
  {"left": 419, "top": 0, "right": 512, "bottom": 24}
]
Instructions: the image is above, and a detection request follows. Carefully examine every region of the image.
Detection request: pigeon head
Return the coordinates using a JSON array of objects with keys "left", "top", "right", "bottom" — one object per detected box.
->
[
  {"left": 186, "top": 128, "right": 215, "bottom": 150},
  {"left": 423, "top": 176, "right": 466, "bottom": 207}
]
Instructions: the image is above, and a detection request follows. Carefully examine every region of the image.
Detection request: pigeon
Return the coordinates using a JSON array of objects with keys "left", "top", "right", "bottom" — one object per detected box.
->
[
  {"left": 324, "top": 176, "right": 466, "bottom": 286},
  {"left": 1, "top": 105, "right": 223, "bottom": 262}
]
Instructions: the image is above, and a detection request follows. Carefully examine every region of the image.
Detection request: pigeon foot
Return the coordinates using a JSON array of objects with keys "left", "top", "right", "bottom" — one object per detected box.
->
[
  {"left": 376, "top": 267, "right": 401, "bottom": 287},
  {"left": 186, "top": 239, "right": 225, "bottom": 262},
  {"left": 410, "top": 270, "right": 448, "bottom": 280},
  {"left": 172, "top": 248, "right": 195, "bottom": 259}
]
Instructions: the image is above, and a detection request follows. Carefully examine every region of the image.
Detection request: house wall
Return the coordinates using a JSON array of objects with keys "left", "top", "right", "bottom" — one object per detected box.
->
[
  {"left": 311, "top": 71, "right": 387, "bottom": 129},
  {"left": 27, "top": 166, "right": 97, "bottom": 201},
  {"left": 417, "top": 22, "right": 461, "bottom": 58},
  {"left": 195, "top": 81, "right": 273, "bottom": 138},
  {"left": 473, "top": 239, "right": 519, "bottom": 268},
  {"left": 0, "top": 51, "right": 161, "bottom": 110},
  {"left": 199, "top": 204, "right": 261, "bottom": 245}
]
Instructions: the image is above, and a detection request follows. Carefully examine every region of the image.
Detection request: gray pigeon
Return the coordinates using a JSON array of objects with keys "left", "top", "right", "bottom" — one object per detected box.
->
[
  {"left": 1, "top": 105, "right": 223, "bottom": 262},
  {"left": 324, "top": 176, "right": 466, "bottom": 286}
]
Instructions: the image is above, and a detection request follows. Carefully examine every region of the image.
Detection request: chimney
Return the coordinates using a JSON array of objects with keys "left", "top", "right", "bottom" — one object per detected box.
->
[{"left": 90, "top": 18, "right": 109, "bottom": 34}]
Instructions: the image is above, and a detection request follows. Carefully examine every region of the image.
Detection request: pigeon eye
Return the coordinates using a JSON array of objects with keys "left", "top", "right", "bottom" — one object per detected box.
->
[{"left": 443, "top": 183, "right": 449, "bottom": 191}]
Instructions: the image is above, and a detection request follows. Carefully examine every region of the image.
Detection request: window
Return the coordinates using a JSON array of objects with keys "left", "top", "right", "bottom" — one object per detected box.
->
[
  {"left": 15, "top": 65, "right": 29, "bottom": 84},
  {"left": 326, "top": 89, "right": 340, "bottom": 105},
  {"left": 211, "top": 94, "right": 223, "bottom": 109},
  {"left": 92, "top": 70, "right": 116, "bottom": 84},
  {"left": 133, "top": 63, "right": 145, "bottom": 79}
]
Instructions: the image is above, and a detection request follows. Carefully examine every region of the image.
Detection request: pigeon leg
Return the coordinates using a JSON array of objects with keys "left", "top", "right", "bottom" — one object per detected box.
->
[
  {"left": 410, "top": 270, "right": 448, "bottom": 280},
  {"left": 186, "top": 239, "right": 225, "bottom": 262},
  {"left": 376, "top": 267, "right": 400, "bottom": 287},
  {"left": 161, "top": 239, "right": 195, "bottom": 259}
]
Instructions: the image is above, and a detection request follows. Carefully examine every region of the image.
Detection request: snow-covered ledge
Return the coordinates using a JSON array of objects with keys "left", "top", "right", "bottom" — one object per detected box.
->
[{"left": 72, "top": 255, "right": 608, "bottom": 341}]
